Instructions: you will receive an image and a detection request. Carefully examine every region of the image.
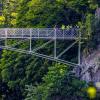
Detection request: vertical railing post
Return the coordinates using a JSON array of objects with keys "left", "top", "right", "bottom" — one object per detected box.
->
[
  {"left": 30, "top": 28, "right": 32, "bottom": 52},
  {"left": 78, "top": 31, "right": 81, "bottom": 66},
  {"left": 46, "top": 29, "right": 48, "bottom": 37},
  {"left": 5, "top": 28, "right": 8, "bottom": 47},
  {"left": 38, "top": 28, "right": 39, "bottom": 39},
  {"left": 63, "top": 29, "right": 64, "bottom": 40},
  {"left": 54, "top": 28, "right": 57, "bottom": 59},
  {"left": 22, "top": 28, "right": 23, "bottom": 38}
]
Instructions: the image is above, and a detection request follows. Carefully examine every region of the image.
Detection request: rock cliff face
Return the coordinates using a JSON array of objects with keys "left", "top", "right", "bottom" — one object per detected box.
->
[
  {"left": 75, "top": 45, "right": 100, "bottom": 85},
  {"left": 74, "top": 44, "right": 99, "bottom": 91},
  {"left": 80, "top": 46, "right": 100, "bottom": 83}
]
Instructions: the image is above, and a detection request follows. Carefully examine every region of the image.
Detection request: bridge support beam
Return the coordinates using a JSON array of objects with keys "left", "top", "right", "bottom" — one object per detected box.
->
[
  {"left": 29, "top": 29, "right": 32, "bottom": 52},
  {"left": 5, "top": 29, "right": 8, "bottom": 47},
  {"left": 54, "top": 28, "right": 57, "bottom": 59},
  {"left": 78, "top": 32, "right": 81, "bottom": 66}
]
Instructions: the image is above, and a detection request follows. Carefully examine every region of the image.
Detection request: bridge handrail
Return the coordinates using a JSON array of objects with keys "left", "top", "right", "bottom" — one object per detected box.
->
[{"left": 0, "top": 28, "right": 80, "bottom": 39}]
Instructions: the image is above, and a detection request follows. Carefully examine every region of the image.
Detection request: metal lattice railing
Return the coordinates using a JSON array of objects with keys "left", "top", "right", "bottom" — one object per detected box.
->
[{"left": 0, "top": 28, "right": 79, "bottom": 39}]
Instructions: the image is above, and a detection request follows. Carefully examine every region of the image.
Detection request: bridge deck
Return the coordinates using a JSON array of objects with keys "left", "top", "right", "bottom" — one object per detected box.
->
[{"left": 0, "top": 28, "right": 79, "bottom": 40}]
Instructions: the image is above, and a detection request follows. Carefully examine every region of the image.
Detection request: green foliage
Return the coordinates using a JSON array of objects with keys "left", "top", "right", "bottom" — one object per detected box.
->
[
  {"left": 0, "top": 48, "right": 51, "bottom": 99},
  {"left": 25, "top": 63, "right": 87, "bottom": 100},
  {"left": 16, "top": 0, "right": 82, "bottom": 27},
  {"left": 85, "top": 14, "right": 93, "bottom": 36},
  {"left": 0, "top": 39, "right": 52, "bottom": 99},
  {"left": 25, "top": 63, "right": 67, "bottom": 100},
  {"left": 2, "top": 0, "right": 19, "bottom": 27}
]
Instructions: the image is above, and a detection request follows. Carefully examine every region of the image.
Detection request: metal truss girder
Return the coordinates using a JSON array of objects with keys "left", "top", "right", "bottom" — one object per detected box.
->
[
  {"left": 0, "top": 28, "right": 85, "bottom": 66},
  {"left": 0, "top": 45, "right": 79, "bottom": 67}
]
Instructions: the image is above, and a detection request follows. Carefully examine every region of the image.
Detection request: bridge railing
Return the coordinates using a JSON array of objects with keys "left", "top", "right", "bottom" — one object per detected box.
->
[{"left": 0, "top": 28, "right": 80, "bottom": 39}]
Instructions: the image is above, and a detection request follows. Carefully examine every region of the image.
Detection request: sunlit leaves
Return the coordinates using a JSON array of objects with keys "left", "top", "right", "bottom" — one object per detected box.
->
[
  {"left": 0, "top": 16, "right": 5, "bottom": 21},
  {"left": 11, "top": 19, "right": 17, "bottom": 25},
  {"left": 11, "top": 12, "right": 18, "bottom": 17},
  {"left": 0, "top": 16, "right": 5, "bottom": 25}
]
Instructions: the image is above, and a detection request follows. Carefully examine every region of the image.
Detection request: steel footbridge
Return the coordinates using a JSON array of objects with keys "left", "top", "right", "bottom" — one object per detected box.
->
[{"left": 0, "top": 28, "right": 84, "bottom": 66}]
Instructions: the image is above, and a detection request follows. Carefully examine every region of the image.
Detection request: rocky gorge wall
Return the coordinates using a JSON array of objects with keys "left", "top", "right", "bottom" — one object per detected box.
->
[{"left": 81, "top": 45, "right": 100, "bottom": 83}]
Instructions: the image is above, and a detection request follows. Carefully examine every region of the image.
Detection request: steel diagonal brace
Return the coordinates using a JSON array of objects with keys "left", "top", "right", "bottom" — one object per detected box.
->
[
  {"left": 0, "top": 45, "right": 79, "bottom": 67},
  {"left": 34, "top": 52, "right": 78, "bottom": 67},
  {"left": 57, "top": 40, "right": 79, "bottom": 58},
  {"left": 32, "top": 40, "right": 53, "bottom": 52}
]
